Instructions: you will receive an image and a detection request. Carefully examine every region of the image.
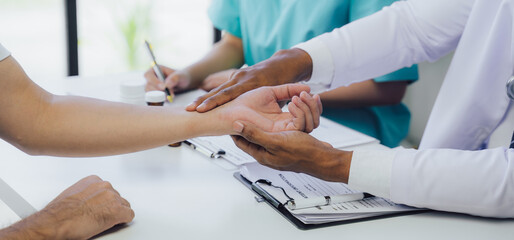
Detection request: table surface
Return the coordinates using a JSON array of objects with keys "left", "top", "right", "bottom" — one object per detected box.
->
[{"left": 1, "top": 72, "right": 513, "bottom": 239}]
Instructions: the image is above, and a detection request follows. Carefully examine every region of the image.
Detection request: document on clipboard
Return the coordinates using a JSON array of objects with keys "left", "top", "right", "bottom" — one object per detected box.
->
[
  {"left": 235, "top": 162, "right": 422, "bottom": 229},
  {"left": 187, "top": 117, "right": 379, "bottom": 166}
]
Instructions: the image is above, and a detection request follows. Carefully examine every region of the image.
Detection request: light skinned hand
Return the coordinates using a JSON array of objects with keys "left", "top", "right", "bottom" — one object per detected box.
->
[
  {"left": 144, "top": 65, "right": 191, "bottom": 94},
  {"left": 217, "top": 84, "right": 322, "bottom": 135},
  {"left": 186, "top": 48, "right": 313, "bottom": 113},
  {"left": 200, "top": 69, "right": 236, "bottom": 92},
  {"left": 6, "top": 175, "right": 135, "bottom": 239},
  {"left": 231, "top": 122, "right": 352, "bottom": 183}
]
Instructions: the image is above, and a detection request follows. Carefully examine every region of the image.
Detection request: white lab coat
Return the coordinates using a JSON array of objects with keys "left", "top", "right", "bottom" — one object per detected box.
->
[{"left": 297, "top": 0, "right": 514, "bottom": 217}]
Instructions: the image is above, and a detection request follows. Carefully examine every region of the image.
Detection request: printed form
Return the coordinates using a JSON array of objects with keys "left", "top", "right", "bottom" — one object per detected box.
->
[{"left": 240, "top": 162, "right": 417, "bottom": 224}]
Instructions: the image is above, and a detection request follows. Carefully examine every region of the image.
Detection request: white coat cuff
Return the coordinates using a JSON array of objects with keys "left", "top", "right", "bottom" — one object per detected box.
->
[
  {"left": 293, "top": 38, "right": 334, "bottom": 94},
  {"left": 348, "top": 150, "right": 395, "bottom": 199}
]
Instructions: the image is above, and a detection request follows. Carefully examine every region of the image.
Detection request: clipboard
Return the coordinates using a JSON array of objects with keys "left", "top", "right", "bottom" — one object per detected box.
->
[{"left": 234, "top": 172, "right": 427, "bottom": 230}]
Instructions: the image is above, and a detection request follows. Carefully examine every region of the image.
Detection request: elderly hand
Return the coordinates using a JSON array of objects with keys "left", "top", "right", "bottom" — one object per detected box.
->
[
  {"left": 186, "top": 48, "right": 313, "bottom": 113},
  {"left": 232, "top": 122, "right": 353, "bottom": 183},
  {"left": 2, "top": 175, "right": 134, "bottom": 240},
  {"left": 216, "top": 84, "right": 322, "bottom": 135}
]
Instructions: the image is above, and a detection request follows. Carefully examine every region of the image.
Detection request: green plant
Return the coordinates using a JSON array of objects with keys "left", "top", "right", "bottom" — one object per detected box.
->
[{"left": 116, "top": 1, "right": 152, "bottom": 70}]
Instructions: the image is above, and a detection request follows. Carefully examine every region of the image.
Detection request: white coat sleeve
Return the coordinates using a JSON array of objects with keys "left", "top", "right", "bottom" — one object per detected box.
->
[
  {"left": 295, "top": 0, "right": 474, "bottom": 90},
  {"left": 390, "top": 148, "right": 514, "bottom": 218}
]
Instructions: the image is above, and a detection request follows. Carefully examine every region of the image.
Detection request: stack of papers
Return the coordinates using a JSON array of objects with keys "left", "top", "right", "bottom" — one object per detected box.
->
[
  {"left": 189, "top": 117, "right": 378, "bottom": 166},
  {"left": 240, "top": 162, "right": 418, "bottom": 224}
]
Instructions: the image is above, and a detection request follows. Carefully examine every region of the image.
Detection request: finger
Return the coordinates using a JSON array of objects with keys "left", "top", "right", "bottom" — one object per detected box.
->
[
  {"left": 270, "top": 83, "right": 310, "bottom": 102},
  {"left": 121, "top": 206, "right": 136, "bottom": 223},
  {"left": 196, "top": 84, "right": 251, "bottom": 113},
  {"left": 144, "top": 68, "right": 165, "bottom": 91},
  {"left": 110, "top": 205, "right": 135, "bottom": 225},
  {"left": 315, "top": 94, "right": 323, "bottom": 115},
  {"left": 233, "top": 121, "right": 274, "bottom": 148},
  {"left": 160, "top": 65, "right": 176, "bottom": 76},
  {"left": 299, "top": 91, "right": 320, "bottom": 129},
  {"left": 292, "top": 95, "right": 314, "bottom": 132},
  {"left": 186, "top": 81, "right": 234, "bottom": 111},
  {"left": 321, "top": 141, "right": 333, "bottom": 148},
  {"left": 165, "top": 74, "right": 180, "bottom": 89},
  {"left": 231, "top": 135, "right": 271, "bottom": 164},
  {"left": 116, "top": 193, "right": 131, "bottom": 208},
  {"left": 287, "top": 101, "right": 306, "bottom": 131}
]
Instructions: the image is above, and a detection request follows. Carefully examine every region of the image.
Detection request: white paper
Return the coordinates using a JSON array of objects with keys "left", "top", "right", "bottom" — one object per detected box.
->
[
  {"left": 0, "top": 199, "right": 21, "bottom": 229},
  {"left": 0, "top": 178, "right": 36, "bottom": 229},
  {"left": 189, "top": 116, "right": 378, "bottom": 166},
  {"left": 240, "top": 162, "right": 417, "bottom": 224}
]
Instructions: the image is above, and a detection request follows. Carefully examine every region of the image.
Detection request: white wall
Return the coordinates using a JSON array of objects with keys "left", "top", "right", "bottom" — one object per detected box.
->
[{"left": 402, "top": 53, "right": 454, "bottom": 147}]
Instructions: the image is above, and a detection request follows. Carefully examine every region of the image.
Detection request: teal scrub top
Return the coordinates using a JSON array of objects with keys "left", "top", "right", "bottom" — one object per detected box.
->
[{"left": 209, "top": 0, "right": 419, "bottom": 147}]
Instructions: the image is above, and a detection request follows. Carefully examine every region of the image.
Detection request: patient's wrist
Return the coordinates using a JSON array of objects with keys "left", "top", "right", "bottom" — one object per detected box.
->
[{"left": 0, "top": 212, "right": 57, "bottom": 240}]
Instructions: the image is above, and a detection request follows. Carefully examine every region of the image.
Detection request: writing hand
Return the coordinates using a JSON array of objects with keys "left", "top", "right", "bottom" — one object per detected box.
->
[
  {"left": 144, "top": 65, "right": 191, "bottom": 95},
  {"left": 232, "top": 122, "right": 352, "bottom": 183}
]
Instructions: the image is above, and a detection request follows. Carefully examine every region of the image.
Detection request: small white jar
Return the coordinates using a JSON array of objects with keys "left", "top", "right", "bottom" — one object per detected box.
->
[
  {"left": 145, "top": 91, "right": 166, "bottom": 106},
  {"left": 119, "top": 78, "right": 146, "bottom": 105}
]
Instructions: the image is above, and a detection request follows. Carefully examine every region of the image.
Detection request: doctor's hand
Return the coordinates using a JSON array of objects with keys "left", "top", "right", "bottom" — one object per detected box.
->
[
  {"left": 3, "top": 175, "right": 135, "bottom": 240},
  {"left": 232, "top": 122, "right": 352, "bottom": 183},
  {"left": 187, "top": 48, "right": 313, "bottom": 113},
  {"left": 200, "top": 69, "right": 236, "bottom": 91},
  {"left": 216, "top": 84, "right": 322, "bottom": 135},
  {"left": 144, "top": 65, "right": 191, "bottom": 95}
]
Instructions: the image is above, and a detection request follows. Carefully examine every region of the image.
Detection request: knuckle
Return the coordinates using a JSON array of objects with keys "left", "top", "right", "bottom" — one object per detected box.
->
[
  {"left": 127, "top": 208, "right": 136, "bottom": 221},
  {"left": 86, "top": 175, "right": 102, "bottom": 182},
  {"left": 99, "top": 181, "right": 114, "bottom": 190},
  {"left": 220, "top": 88, "right": 232, "bottom": 95},
  {"left": 232, "top": 70, "right": 246, "bottom": 79}
]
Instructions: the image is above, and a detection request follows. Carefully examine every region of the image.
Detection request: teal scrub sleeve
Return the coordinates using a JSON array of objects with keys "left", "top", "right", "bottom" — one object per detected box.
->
[
  {"left": 208, "top": 0, "right": 242, "bottom": 38},
  {"left": 350, "top": 0, "right": 419, "bottom": 83}
]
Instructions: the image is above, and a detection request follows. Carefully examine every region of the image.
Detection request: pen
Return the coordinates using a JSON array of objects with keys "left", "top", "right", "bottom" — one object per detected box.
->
[
  {"left": 183, "top": 140, "right": 225, "bottom": 159},
  {"left": 286, "top": 192, "right": 373, "bottom": 210},
  {"left": 144, "top": 40, "right": 173, "bottom": 102}
]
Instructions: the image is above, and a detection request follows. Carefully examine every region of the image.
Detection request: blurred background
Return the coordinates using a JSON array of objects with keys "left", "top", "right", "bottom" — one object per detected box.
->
[
  {"left": 0, "top": 0, "right": 212, "bottom": 79},
  {"left": 0, "top": 0, "right": 452, "bottom": 147}
]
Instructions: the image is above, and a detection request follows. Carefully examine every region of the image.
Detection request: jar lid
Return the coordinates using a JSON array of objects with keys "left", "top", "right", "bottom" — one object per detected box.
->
[
  {"left": 145, "top": 90, "right": 166, "bottom": 103},
  {"left": 120, "top": 78, "right": 146, "bottom": 97}
]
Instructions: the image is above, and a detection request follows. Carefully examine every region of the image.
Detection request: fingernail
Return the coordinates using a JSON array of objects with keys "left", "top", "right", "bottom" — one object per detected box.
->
[
  {"left": 186, "top": 102, "right": 196, "bottom": 109},
  {"left": 233, "top": 121, "right": 244, "bottom": 133}
]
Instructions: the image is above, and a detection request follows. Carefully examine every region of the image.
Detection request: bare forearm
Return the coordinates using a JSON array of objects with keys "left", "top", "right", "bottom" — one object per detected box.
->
[
  {"left": 10, "top": 95, "right": 222, "bottom": 157},
  {"left": 0, "top": 212, "right": 55, "bottom": 240},
  {"left": 320, "top": 80, "right": 409, "bottom": 108}
]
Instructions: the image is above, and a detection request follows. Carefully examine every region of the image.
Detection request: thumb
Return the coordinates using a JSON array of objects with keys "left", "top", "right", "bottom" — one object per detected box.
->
[
  {"left": 270, "top": 83, "right": 311, "bottom": 102},
  {"left": 233, "top": 121, "right": 272, "bottom": 147},
  {"left": 321, "top": 141, "right": 333, "bottom": 148},
  {"left": 165, "top": 74, "right": 181, "bottom": 89}
]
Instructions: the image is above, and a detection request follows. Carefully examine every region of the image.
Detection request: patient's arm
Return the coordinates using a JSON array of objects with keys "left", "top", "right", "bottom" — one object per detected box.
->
[{"left": 0, "top": 56, "right": 320, "bottom": 157}]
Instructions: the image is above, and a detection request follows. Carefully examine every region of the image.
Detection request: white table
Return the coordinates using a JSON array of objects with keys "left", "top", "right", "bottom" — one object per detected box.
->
[{"left": 0, "top": 73, "right": 513, "bottom": 239}]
